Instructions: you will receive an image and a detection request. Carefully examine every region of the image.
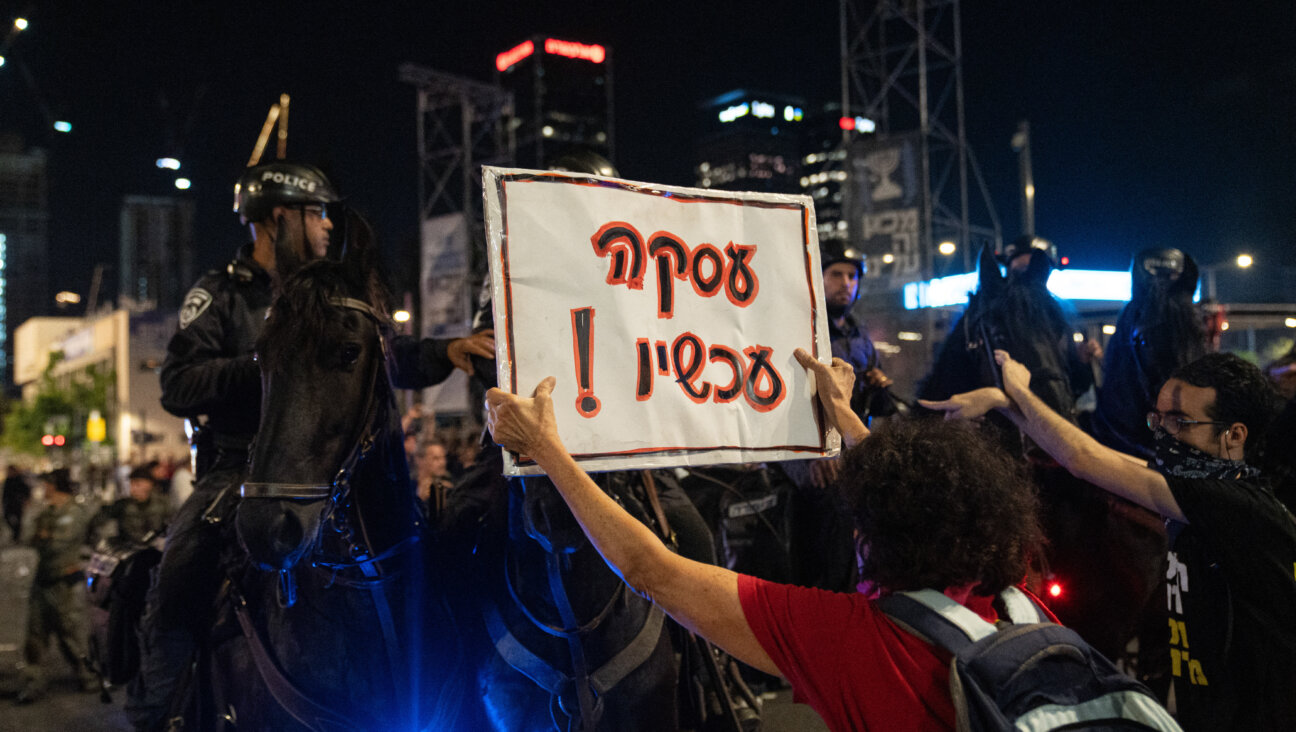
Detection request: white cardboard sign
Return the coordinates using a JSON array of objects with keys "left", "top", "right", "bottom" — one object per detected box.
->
[{"left": 483, "top": 167, "right": 838, "bottom": 475}]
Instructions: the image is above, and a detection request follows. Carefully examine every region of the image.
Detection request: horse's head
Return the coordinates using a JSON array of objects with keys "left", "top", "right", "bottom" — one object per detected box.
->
[
  {"left": 1093, "top": 249, "right": 1207, "bottom": 456},
  {"left": 1124, "top": 248, "right": 1205, "bottom": 392},
  {"left": 973, "top": 245, "right": 1076, "bottom": 417},
  {"left": 237, "top": 212, "right": 401, "bottom": 571}
]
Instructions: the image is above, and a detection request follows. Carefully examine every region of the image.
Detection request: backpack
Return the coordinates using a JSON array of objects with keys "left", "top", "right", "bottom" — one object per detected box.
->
[{"left": 877, "top": 587, "right": 1182, "bottom": 732}]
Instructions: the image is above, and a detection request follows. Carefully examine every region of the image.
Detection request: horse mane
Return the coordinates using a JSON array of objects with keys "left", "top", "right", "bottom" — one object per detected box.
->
[
  {"left": 1125, "top": 278, "right": 1206, "bottom": 366},
  {"left": 258, "top": 258, "right": 390, "bottom": 374},
  {"left": 972, "top": 275, "right": 1070, "bottom": 345}
]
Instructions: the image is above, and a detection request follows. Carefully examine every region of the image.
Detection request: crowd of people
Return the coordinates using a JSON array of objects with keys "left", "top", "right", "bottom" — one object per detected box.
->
[
  {"left": 4, "top": 149, "right": 1293, "bottom": 732},
  {"left": 1, "top": 458, "right": 181, "bottom": 703}
]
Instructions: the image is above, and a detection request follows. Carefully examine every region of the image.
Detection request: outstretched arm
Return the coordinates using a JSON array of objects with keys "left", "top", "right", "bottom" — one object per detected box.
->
[
  {"left": 486, "top": 378, "right": 780, "bottom": 676},
  {"left": 483, "top": 348, "right": 864, "bottom": 678},
  {"left": 925, "top": 351, "right": 1184, "bottom": 522}
]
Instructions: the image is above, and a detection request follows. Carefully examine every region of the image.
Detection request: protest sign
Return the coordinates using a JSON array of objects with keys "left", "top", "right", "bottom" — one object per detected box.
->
[{"left": 483, "top": 167, "right": 837, "bottom": 475}]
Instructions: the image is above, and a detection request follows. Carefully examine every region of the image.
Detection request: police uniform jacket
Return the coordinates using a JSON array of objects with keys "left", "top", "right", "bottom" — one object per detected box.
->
[
  {"left": 161, "top": 244, "right": 271, "bottom": 452},
  {"left": 161, "top": 243, "right": 460, "bottom": 456},
  {"left": 93, "top": 494, "right": 169, "bottom": 545},
  {"left": 31, "top": 499, "right": 93, "bottom": 586}
]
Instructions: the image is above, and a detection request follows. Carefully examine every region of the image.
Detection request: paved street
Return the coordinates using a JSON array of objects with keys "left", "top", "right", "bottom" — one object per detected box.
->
[
  {"left": 0, "top": 654, "right": 825, "bottom": 731},
  {"left": 0, "top": 654, "right": 130, "bottom": 732}
]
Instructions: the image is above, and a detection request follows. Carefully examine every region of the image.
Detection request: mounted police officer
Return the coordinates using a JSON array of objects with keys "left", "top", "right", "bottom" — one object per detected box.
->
[
  {"left": 127, "top": 161, "right": 493, "bottom": 731},
  {"left": 997, "top": 234, "right": 1102, "bottom": 400}
]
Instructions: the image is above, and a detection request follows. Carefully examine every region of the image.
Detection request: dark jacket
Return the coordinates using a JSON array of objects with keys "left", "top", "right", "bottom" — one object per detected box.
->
[
  {"left": 160, "top": 244, "right": 460, "bottom": 465},
  {"left": 160, "top": 245, "right": 271, "bottom": 449}
]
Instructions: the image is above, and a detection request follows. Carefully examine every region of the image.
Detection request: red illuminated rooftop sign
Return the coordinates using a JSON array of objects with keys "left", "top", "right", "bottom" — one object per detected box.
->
[
  {"left": 497, "top": 37, "right": 607, "bottom": 72},
  {"left": 496, "top": 40, "right": 535, "bottom": 72},
  {"left": 544, "top": 38, "right": 606, "bottom": 64}
]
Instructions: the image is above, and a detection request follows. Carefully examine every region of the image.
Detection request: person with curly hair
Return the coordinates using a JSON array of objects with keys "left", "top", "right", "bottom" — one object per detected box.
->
[{"left": 485, "top": 348, "right": 1049, "bottom": 730}]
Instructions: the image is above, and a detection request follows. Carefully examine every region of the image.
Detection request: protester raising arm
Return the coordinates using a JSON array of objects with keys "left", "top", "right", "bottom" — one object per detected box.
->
[
  {"left": 921, "top": 350, "right": 1185, "bottom": 522},
  {"left": 484, "top": 348, "right": 861, "bottom": 677}
]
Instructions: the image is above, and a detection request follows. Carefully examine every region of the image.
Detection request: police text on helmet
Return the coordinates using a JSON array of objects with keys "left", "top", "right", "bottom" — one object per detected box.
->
[{"left": 260, "top": 171, "right": 317, "bottom": 193}]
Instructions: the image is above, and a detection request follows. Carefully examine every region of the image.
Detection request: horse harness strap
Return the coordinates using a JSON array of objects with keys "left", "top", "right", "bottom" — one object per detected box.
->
[
  {"left": 640, "top": 470, "right": 677, "bottom": 550},
  {"left": 483, "top": 599, "right": 667, "bottom": 701},
  {"left": 229, "top": 585, "right": 365, "bottom": 732},
  {"left": 239, "top": 483, "right": 333, "bottom": 499}
]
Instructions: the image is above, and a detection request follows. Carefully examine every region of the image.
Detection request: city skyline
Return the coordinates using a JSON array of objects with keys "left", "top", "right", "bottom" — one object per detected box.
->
[{"left": 1, "top": 1, "right": 1291, "bottom": 310}]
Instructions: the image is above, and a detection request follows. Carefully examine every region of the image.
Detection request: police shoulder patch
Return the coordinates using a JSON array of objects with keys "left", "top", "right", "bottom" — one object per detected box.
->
[{"left": 179, "top": 288, "right": 214, "bottom": 329}]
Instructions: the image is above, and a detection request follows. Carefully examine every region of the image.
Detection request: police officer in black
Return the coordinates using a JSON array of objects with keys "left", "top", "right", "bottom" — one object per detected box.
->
[
  {"left": 786, "top": 243, "right": 899, "bottom": 592},
  {"left": 821, "top": 243, "right": 897, "bottom": 426},
  {"left": 127, "top": 162, "right": 494, "bottom": 731}
]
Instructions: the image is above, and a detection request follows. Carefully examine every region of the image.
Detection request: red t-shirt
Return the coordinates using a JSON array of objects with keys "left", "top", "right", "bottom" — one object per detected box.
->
[{"left": 738, "top": 574, "right": 1001, "bottom": 732}]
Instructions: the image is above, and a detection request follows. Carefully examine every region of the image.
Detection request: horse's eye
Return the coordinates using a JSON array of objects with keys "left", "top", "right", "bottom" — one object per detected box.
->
[{"left": 340, "top": 343, "right": 362, "bottom": 366}]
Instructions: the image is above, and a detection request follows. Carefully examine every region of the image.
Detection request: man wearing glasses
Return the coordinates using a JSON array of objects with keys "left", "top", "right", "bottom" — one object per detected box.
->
[{"left": 925, "top": 351, "right": 1296, "bottom": 731}]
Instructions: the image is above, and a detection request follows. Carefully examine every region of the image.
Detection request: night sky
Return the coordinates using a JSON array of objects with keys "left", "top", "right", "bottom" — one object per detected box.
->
[{"left": 2, "top": 1, "right": 1293, "bottom": 306}]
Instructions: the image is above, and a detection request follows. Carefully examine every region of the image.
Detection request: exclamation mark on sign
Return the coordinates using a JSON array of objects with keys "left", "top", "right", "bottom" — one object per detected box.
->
[{"left": 571, "top": 307, "right": 601, "bottom": 418}]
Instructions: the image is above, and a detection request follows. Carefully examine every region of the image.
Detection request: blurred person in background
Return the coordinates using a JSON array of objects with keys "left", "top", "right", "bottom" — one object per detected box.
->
[
  {"left": 4, "top": 464, "right": 32, "bottom": 542},
  {"left": 19, "top": 468, "right": 98, "bottom": 702},
  {"left": 92, "top": 465, "right": 170, "bottom": 545},
  {"left": 415, "top": 437, "right": 454, "bottom": 521}
]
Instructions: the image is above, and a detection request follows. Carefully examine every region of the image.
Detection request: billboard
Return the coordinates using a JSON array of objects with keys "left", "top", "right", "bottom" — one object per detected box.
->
[{"left": 849, "top": 134, "right": 923, "bottom": 282}]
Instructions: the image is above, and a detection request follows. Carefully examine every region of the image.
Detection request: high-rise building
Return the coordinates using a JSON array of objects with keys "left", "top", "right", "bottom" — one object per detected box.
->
[
  {"left": 694, "top": 89, "right": 806, "bottom": 194},
  {"left": 0, "top": 141, "right": 50, "bottom": 390},
  {"left": 118, "top": 195, "right": 195, "bottom": 312},
  {"left": 495, "top": 35, "right": 614, "bottom": 170}
]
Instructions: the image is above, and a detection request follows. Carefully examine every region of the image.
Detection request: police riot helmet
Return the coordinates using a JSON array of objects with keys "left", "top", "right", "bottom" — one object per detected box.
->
[
  {"left": 548, "top": 148, "right": 619, "bottom": 177},
  {"left": 998, "top": 235, "right": 1059, "bottom": 268},
  {"left": 1131, "top": 247, "right": 1198, "bottom": 299},
  {"left": 234, "top": 162, "right": 340, "bottom": 224},
  {"left": 820, "top": 241, "right": 866, "bottom": 278}
]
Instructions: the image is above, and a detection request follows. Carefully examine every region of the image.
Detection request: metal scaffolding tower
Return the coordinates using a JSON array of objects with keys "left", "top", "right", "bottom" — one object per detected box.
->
[
  {"left": 400, "top": 63, "right": 515, "bottom": 226},
  {"left": 399, "top": 64, "right": 515, "bottom": 416},
  {"left": 839, "top": 0, "right": 1000, "bottom": 281}
]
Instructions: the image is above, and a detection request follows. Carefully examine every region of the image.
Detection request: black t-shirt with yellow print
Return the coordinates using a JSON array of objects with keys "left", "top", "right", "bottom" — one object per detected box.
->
[{"left": 1165, "top": 476, "right": 1296, "bottom": 731}]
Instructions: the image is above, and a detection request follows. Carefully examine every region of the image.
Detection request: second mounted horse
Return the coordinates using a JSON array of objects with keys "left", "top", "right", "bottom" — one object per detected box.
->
[
  {"left": 444, "top": 451, "right": 683, "bottom": 732},
  {"left": 917, "top": 246, "right": 1163, "bottom": 660}
]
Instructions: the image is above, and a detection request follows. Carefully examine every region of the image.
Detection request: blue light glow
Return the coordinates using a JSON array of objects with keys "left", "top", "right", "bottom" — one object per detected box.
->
[{"left": 903, "top": 269, "right": 1134, "bottom": 309}]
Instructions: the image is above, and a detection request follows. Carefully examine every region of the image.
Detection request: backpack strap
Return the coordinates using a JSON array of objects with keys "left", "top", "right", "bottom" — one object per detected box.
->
[
  {"left": 998, "top": 585, "right": 1049, "bottom": 624},
  {"left": 877, "top": 589, "right": 997, "bottom": 653}
]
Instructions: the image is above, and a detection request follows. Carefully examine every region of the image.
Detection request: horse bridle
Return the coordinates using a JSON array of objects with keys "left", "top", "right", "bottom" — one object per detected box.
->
[
  {"left": 240, "top": 297, "right": 389, "bottom": 503},
  {"left": 229, "top": 296, "right": 416, "bottom": 730}
]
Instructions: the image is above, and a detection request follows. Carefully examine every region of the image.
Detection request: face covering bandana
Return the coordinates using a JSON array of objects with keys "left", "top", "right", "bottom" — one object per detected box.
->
[{"left": 1150, "top": 427, "right": 1260, "bottom": 480}]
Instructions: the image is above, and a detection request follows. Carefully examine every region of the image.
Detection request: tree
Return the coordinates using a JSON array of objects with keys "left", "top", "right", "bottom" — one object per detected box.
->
[{"left": 1, "top": 352, "right": 115, "bottom": 455}]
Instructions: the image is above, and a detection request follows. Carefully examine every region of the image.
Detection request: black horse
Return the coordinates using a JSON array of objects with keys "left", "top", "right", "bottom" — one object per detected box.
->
[
  {"left": 1092, "top": 248, "right": 1206, "bottom": 458},
  {"left": 918, "top": 246, "right": 1077, "bottom": 422},
  {"left": 917, "top": 246, "right": 1164, "bottom": 661},
  {"left": 183, "top": 216, "right": 470, "bottom": 730},
  {"left": 443, "top": 450, "right": 682, "bottom": 732}
]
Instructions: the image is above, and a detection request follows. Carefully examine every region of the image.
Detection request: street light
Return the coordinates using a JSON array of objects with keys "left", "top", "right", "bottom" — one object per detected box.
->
[
  {"left": 14, "top": 17, "right": 28, "bottom": 31},
  {"left": 938, "top": 240, "right": 956, "bottom": 256},
  {"left": 1201, "top": 253, "right": 1255, "bottom": 301}
]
